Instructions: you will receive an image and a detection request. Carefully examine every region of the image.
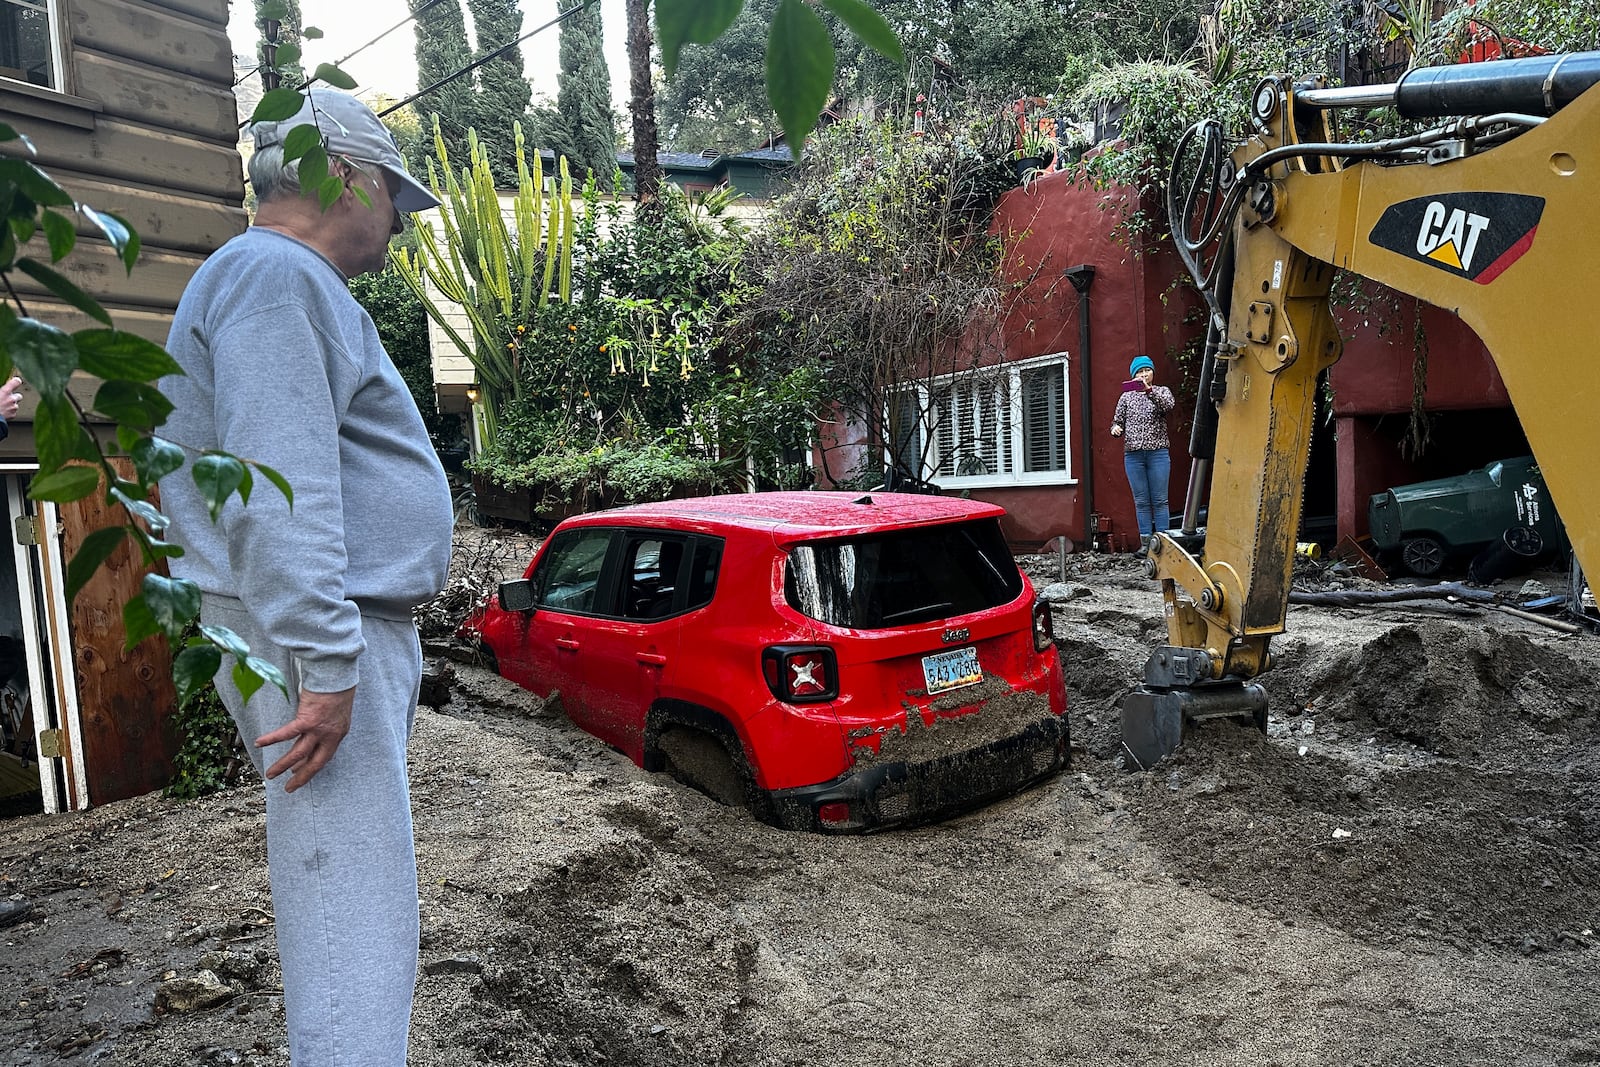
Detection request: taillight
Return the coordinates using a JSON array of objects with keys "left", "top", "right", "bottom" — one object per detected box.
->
[
  {"left": 1032, "top": 597, "right": 1055, "bottom": 651},
  {"left": 761, "top": 644, "right": 839, "bottom": 703}
]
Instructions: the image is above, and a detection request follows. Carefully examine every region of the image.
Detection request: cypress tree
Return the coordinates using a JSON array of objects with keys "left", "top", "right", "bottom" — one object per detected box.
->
[
  {"left": 465, "top": 0, "right": 533, "bottom": 186},
  {"left": 409, "top": 0, "right": 478, "bottom": 182},
  {"left": 552, "top": 0, "right": 617, "bottom": 183}
]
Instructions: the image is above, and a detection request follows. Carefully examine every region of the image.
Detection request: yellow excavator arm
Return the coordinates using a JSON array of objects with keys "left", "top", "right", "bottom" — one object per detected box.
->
[{"left": 1122, "top": 51, "right": 1600, "bottom": 767}]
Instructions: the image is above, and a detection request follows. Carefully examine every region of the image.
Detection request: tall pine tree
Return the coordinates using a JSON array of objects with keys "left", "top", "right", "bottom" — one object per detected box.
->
[
  {"left": 409, "top": 0, "right": 478, "bottom": 182},
  {"left": 466, "top": 0, "right": 532, "bottom": 185},
  {"left": 551, "top": 0, "right": 617, "bottom": 183}
]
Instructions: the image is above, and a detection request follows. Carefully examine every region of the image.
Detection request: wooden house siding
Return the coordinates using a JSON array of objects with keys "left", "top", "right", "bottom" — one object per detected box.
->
[
  {"left": 0, "top": 0, "right": 247, "bottom": 810},
  {"left": 0, "top": 0, "right": 247, "bottom": 406}
]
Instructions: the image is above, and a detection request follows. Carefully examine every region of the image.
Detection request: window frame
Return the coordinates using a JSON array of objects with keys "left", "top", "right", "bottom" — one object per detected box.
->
[
  {"left": 0, "top": 0, "right": 67, "bottom": 94},
  {"left": 886, "top": 352, "right": 1076, "bottom": 491}
]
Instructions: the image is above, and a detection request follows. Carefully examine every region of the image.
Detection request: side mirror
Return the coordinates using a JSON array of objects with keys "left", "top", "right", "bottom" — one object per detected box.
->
[{"left": 499, "top": 578, "right": 534, "bottom": 613}]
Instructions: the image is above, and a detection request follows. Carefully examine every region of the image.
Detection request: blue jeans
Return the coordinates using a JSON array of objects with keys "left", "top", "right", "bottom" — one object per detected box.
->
[{"left": 1124, "top": 448, "right": 1171, "bottom": 540}]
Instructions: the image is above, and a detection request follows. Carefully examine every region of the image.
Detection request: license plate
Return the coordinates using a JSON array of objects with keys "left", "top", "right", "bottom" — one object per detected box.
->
[{"left": 922, "top": 646, "right": 982, "bottom": 694}]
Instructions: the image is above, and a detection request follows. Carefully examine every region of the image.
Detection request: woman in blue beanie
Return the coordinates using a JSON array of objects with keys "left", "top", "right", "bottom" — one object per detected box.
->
[{"left": 1111, "top": 355, "right": 1175, "bottom": 550}]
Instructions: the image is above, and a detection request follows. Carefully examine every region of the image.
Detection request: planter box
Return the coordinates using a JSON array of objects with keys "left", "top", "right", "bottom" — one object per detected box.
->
[{"left": 470, "top": 474, "right": 534, "bottom": 524}]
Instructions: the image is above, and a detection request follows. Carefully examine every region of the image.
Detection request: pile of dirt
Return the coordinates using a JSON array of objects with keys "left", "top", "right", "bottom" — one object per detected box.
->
[{"left": 2, "top": 555, "right": 1598, "bottom": 1065}]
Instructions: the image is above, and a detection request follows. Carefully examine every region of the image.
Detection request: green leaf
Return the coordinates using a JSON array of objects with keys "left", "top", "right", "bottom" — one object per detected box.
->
[
  {"left": 79, "top": 207, "right": 139, "bottom": 274},
  {"left": 73, "top": 329, "right": 182, "bottom": 381},
  {"left": 282, "top": 123, "right": 322, "bottom": 164},
  {"left": 312, "top": 63, "right": 357, "bottom": 90},
  {"left": 122, "top": 594, "right": 160, "bottom": 649},
  {"left": 242, "top": 654, "right": 289, "bottom": 700},
  {"left": 10, "top": 214, "right": 37, "bottom": 246},
  {"left": 298, "top": 145, "right": 329, "bottom": 193},
  {"left": 0, "top": 121, "right": 34, "bottom": 153},
  {"left": 251, "top": 460, "right": 294, "bottom": 509},
  {"left": 767, "top": 0, "right": 835, "bottom": 155},
  {"left": 233, "top": 658, "right": 265, "bottom": 704},
  {"left": 109, "top": 484, "right": 169, "bottom": 531},
  {"left": 818, "top": 0, "right": 904, "bottom": 65},
  {"left": 111, "top": 476, "right": 146, "bottom": 501},
  {"left": 198, "top": 622, "right": 250, "bottom": 660},
  {"left": 0, "top": 158, "right": 72, "bottom": 207},
  {"left": 302, "top": 26, "right": 323, "bottom": 40},
  {"left": 14, "top": 258, "right": 113, "bottom": 325},
  {"left": 93, "top": 380, "right": 174, "bottom": 430},
  {"left": 274, "top": 42, "right": 302, "bottom": 70},
  {"left": 32, "top": 392, "right": 88, "bottom": 475},
  {"left": 141, "top": 572, "right": 201, "bottom": 642},
  {"left": 40, "top": 209, "right": 75, "bottom": 262},
  {"left": 318, "top": 175, "right": 345, "bottom": 211},
  {"left": 65, "top": 525, "right": 128, "bottom": 603},
  {"left": 256, "top": 0, "right": 289, "bottom": 20},
  {"left": 656, "top": 0, "right": 746, "bottom": 77},
  {"left": 115, "top": 424, "right": 140, "bottom": 454},
  {"left": 137, "top": 537, "right": 184, "bottom": 563},
  {"left": 251, "top": 87, "right": 307, "bottom": 124},
  {"left": 131, "top": 435, "right": 186, "bottom": 485},
  {"left": 7, "top": 316, "right": 77, "bottom": 394},
  {"left": 173, "top": 643, "right": 222, "bottom": 707},
  {"left": 29, "top": 465, "right": 101, "bottom": 503},
  {"left": 351, "top": 184, "right": 372, "bottom": 209},
  {"left": 192, "top": 454, "right": 246, "bottom": 521}
]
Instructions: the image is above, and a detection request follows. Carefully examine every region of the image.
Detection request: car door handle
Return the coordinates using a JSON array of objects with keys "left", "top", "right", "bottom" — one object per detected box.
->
[
  {"left": 636, "top": 652, "right": 667, "bottom": 666},
  {"left": 555, "top": 636, "right": 580, "bottom": 650}
]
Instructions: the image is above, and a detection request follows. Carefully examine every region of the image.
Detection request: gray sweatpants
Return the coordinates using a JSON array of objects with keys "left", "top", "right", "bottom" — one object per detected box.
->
[{"left": 204, "top": 594, "right": 422, "bottom": 1067}]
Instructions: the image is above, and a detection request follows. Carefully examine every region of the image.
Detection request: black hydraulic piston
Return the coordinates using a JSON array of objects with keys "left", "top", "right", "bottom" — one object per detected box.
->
[{"left": 1396, "top": 49, "right": 1600, "bottom": 118}]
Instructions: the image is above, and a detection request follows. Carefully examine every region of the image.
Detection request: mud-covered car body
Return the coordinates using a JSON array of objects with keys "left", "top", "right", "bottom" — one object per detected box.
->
[{"left": 468, "top": 492, "right": 1068, "bottom": 832}]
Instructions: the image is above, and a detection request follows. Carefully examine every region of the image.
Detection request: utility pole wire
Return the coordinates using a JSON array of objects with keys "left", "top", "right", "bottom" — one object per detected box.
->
[
  {"left": 378, "top": 0, "right": 598, "bottom": 118},
  {"left": 336, "top": 0, "right": 450, "bottom": 70},
  {"left": 234, "top": 0, "right": 449, "bottom": 94}
]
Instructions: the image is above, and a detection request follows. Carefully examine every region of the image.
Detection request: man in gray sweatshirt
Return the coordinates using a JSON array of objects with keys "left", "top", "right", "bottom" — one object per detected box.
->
[{"left": 162, "top": 89, "right": 453, "bottom": 1066}]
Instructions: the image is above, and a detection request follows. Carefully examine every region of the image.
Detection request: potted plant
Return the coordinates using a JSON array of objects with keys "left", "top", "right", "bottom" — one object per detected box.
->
[{"left": 1011, "top": 127, "right": 1058, "bottom": 179}]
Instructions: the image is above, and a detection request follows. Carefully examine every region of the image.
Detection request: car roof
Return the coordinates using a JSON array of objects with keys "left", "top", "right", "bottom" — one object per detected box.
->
[{"left": 558, "top": 491, "right": 1007, "bottom": 541}]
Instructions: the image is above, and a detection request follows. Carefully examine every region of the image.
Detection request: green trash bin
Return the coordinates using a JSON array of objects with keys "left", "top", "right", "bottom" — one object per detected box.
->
[{"left": 1367, "top": 456, "right": 1566, "bottom": 577}]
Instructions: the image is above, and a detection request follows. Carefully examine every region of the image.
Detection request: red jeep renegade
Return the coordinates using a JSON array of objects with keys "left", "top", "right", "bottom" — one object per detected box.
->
[{"left": 468, "top": 491, "right": 1068, "bottom": 832}]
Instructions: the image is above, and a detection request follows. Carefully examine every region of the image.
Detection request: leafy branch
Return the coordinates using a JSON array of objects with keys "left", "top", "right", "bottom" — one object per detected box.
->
[{"left": 654, "top": 0, "right": 904, "bottom": 150}]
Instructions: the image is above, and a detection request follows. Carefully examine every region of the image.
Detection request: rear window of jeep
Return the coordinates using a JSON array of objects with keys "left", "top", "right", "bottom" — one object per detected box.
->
[{"left": 783, "top": 518, "right": 1023, "bottom": 628}]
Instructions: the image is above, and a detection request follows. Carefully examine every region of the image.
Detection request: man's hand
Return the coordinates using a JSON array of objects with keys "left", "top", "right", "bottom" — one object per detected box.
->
[
  {"left": 0, "top": 376, "right": 22, "bottom": 421},
  {"left": 257, "top": 687, "right": 355, "bottom": 792},
  {"left": 1110, "top": 424, "right": 1123, "bottom": 437}
]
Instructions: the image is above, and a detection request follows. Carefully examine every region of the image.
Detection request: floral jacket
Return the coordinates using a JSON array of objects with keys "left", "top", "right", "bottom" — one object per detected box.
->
[{"left": 1112, "top": 385, "right": 1175, "bottom": 452}]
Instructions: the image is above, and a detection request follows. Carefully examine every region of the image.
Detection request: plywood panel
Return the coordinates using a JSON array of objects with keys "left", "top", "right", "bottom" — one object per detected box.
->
[
  {"left": 46, "top": 173, "right": 246, "bottom": 255},
  {"left": 68, "top": 0, "right": 233, "bottom": 83},
  {"left": 73, "top": 50, "right": 239, "bottom": 142},
  {"left": 0, "top": 115, "right": 244, "bottom": 201},
  {"left": 57, "top": 458, "right": 179, "bottom": 806}
]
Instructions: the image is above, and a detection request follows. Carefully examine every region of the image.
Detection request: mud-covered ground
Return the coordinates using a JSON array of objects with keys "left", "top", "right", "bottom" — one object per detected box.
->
[{"left": 3, "top": 543, "right": 1599, "bottom": 1065}]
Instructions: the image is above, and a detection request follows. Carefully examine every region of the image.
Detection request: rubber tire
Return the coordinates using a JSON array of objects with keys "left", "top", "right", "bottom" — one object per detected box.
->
[{"left": 1401, "top": 535, "right": 1446, "bottom": 577}]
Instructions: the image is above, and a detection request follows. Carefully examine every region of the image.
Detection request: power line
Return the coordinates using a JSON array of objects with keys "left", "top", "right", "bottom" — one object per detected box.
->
[
  {"left": 378, "top": 0, "right": 598, "bottom": 118},
  {"left": 335, "top": 0, "right": 450, "bottom": 71},
  {"left": 235, "top": 0, "right": 451, "bottom": 94}
]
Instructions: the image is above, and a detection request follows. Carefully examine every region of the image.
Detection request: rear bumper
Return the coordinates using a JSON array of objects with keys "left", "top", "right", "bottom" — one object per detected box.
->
[{"left": 765, "top": 713, "right": 1070, "bottom": 833}]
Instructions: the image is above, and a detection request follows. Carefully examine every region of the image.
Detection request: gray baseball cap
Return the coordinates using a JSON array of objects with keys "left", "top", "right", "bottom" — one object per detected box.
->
[{"left": 252, "top": 87, "right": 441, "bottom": 213}]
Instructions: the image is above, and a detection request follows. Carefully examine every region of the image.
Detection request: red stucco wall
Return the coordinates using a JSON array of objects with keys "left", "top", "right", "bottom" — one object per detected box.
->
[
  {"left": 1331, "top": 289, "right": 1507, "bottom": 416},
  {"left": 810, "top": 173, "right": 1521, "bottom": 551},
  {"left": 959, "top": 170, "right": 1202, "bottom": 550}
]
